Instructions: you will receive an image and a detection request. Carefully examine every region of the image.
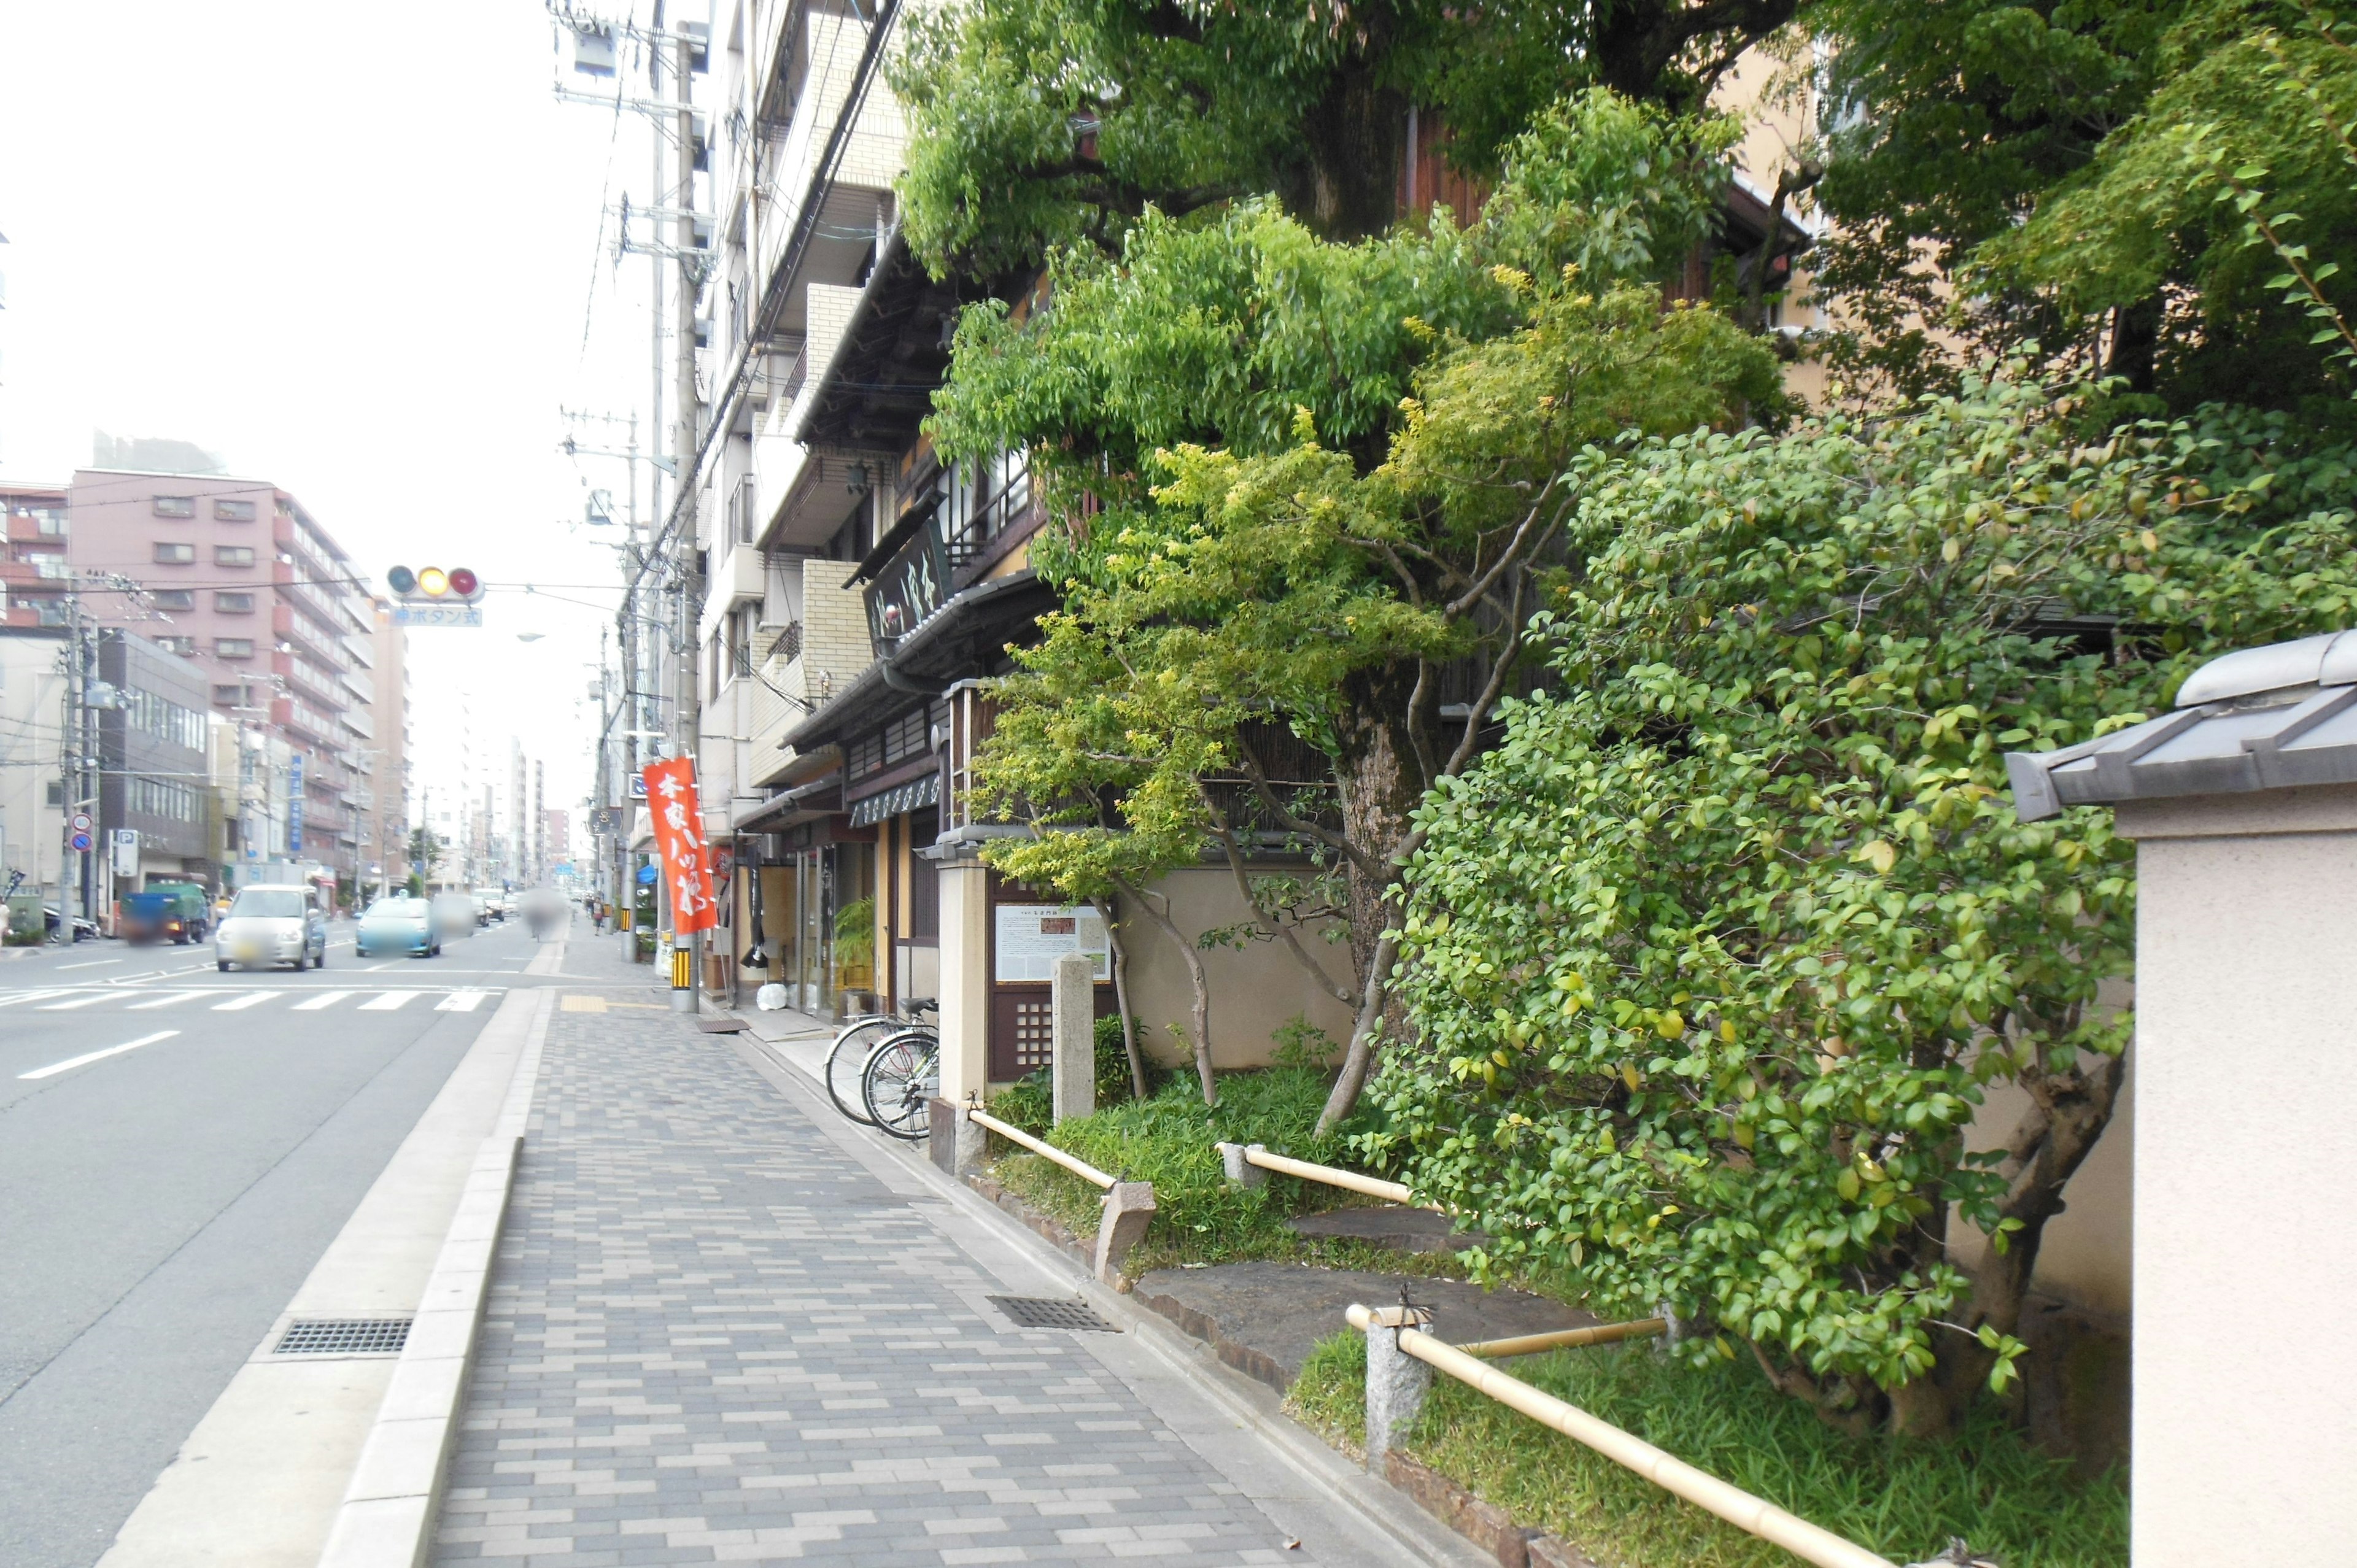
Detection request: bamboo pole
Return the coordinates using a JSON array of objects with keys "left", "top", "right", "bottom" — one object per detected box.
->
[
  {"left": 1345, "top": 1305, "right": 1897, "bottom": 1568},
  {"left": 1458, "top": 1318, "right": 1667, "bottom": 1359},
  {"left": 970, "top": 1107, "right": 1117, "bottom": 1191},
  {"left": 1243, "top": 1145, "right": 1414, "bottom": 1205}
]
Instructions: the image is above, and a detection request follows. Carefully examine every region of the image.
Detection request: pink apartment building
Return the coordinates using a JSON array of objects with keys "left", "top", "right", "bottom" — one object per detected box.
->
[
  {"left": 67, "top": 468, "right": 378, "bottom": 883},
  {"left": 2, "top": 481, "right": 71, "bottom": 629}
]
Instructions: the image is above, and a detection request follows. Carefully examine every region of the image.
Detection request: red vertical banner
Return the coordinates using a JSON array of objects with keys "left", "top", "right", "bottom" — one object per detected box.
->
[{"left": 642, "top": 757, "right": 719, "bottom": 934}]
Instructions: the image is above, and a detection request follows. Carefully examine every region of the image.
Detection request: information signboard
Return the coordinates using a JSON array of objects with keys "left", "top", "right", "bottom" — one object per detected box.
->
[{"left": 993, "top": 903, "right": 1112, "bottom": 984}]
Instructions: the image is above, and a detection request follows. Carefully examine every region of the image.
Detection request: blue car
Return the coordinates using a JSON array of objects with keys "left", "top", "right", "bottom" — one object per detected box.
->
[{"left": 355, "top": 895, "right": 440, "bottom": 958}]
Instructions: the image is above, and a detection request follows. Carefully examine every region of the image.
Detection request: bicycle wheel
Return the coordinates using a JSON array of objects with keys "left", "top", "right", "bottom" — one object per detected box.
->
[
  {"left": 861, "top": 1030, "right": 939, "bottom": 1141},
  {"left": 826, "top": 1016, "right": 902, "bottom": 1125}
]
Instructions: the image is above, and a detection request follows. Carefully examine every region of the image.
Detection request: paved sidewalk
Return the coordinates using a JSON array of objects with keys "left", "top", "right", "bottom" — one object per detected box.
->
[{"left": 434, "top": 955, "right": 1334, "bottom": 1566}]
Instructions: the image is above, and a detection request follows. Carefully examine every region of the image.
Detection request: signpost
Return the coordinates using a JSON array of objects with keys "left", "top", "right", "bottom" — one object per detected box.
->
[
  {"left": 287, "top": 753, "right": 305, "bottom": 857},
  {"left": 390, "top": 603, "right": 484, "bottom": 628}
]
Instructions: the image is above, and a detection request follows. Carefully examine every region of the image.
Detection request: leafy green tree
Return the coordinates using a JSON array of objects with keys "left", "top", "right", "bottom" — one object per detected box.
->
[
  {"left": 891, "top": 0, "right": 1809, "bottom": 274},
  {"left": 1367, "top": 369, "right": 2357, "bottom": 1435},
  {"left": 1802, "top": 0, "right": 2184, "bottom": 397},
  {"left": 405, "top": 825, "right": 444, "bottom": 886},
  {"left": 1978, "top": 0, "right": 2357, "bottom": 406},
  {"left": 950, "top": 95, "right": 1784, "bottom": 1118}
]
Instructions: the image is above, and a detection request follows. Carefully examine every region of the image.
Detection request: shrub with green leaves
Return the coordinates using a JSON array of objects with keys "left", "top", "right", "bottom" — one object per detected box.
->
[
  {"left": 986, "top": 1066, "right": 1374, "bottom": 1269},
  {"left": 1365, "top": 370, "right": 2357, "bottom": 1435}
]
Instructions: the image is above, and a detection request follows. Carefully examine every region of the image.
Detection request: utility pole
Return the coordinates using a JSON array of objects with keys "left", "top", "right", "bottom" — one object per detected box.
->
[
  {"left": 664, "top": 3, "right": 706, "bottom": 1014},
  {"left": 55, "top": 587, "right": 85, "bottom": 943}
]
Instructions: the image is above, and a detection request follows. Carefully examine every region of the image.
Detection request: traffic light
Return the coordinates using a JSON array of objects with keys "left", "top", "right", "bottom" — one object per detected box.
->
[{"left": 387, "top": 565, "right": 483, "bottom": 603}]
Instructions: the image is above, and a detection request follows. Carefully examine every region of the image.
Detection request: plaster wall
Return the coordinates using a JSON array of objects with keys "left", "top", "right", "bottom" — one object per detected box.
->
[
  {"left": 1109, "top": 867, "right": 1358, "bottom": 1073},
  {"left": 2115, "top": 786, "right": 2357, "bottom": 1564}
]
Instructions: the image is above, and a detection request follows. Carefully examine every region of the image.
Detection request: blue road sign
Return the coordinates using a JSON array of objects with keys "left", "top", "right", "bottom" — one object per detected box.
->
[{"left": 69, "top": 832, "right": 93, "bottom": 852}]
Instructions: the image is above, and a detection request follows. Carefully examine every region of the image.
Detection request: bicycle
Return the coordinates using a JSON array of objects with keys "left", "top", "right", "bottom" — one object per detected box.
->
[
  {"left": 859, "top": 1026, "right": 939, "bottom": 1141},
  {"left": 824, "top": 999, "right": 936, "bottom": 1126}
]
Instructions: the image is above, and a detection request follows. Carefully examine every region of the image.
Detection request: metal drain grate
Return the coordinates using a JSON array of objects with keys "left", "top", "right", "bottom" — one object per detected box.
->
[
  {"left": 988, "top": 1296, "right": 1119, "bottom": 1332},
  {"left": 273, "top": 1318, "right": 413, "bottom": 1356}
]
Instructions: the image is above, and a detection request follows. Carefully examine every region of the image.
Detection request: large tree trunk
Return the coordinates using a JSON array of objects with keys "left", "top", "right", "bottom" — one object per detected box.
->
[
  {"left": 1280, "top": 58, "right": 1404, "bottom": 242},
  {"left": 1315, "top": 668, "right": 1428, "bottom": 1132},
  {"left": 1889, "top": 1046, "right": 2130, "bottom": 1438}
]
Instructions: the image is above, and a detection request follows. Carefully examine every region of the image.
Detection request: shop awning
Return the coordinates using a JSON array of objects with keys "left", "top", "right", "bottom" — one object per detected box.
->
[
  {"left": 848, "top": 771, "right": 937, "bottom": 828},
  {"left": 732, "top": 771, "right": 844, "bottom": 834}
]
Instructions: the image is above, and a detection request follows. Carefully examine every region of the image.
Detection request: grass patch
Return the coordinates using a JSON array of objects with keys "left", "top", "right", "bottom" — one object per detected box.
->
[
  {"left": 1286, "top": 1332, "right": 2126, "bottom": 1568},
  {"left": 986, "top": 1066, "right": 1468, "bottom": 1277}
]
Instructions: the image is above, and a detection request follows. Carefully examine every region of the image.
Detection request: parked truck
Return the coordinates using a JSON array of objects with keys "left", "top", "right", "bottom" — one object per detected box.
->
[{"left": 120, "top": 880, "right": 212, "bottom": 944}]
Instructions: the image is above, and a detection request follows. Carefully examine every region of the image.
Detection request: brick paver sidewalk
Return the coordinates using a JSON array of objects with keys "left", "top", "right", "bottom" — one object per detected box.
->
[{"left": 433, "top": 960, "right": 1320, "bottom": 1566}]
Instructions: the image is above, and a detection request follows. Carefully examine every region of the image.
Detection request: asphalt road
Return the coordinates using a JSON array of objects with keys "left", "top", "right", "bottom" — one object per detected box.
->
[{"left": 0, "top": 914, "right": 559, "bottom": 1567}]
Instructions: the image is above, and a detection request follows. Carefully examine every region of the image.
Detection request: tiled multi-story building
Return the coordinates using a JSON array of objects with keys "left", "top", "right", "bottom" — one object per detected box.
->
[
  {"left": 2, "top": 482, "right": 71, "bottom": 630},
  {"left": 358, "top": 596, "right": 412, "bottom": 893},
  {"left": 681, "top": 0, "right": 1353, "bottom": 1094},
  {"left": 67, "top": 468, "right": 382, "bottom": 889}
]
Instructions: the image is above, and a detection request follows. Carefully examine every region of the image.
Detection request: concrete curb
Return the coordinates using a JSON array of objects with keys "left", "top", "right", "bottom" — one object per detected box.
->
[{"left": 314, "top": 986, "right": 553, "bottom": 1568}]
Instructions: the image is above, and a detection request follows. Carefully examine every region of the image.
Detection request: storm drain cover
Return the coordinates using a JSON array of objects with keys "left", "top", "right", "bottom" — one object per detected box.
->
[
  {"left": 988, "top": 1296, "right": 1119, "bottom": 1332},
  {"left": 274, "top": 1318, "right": 412, "bottom": 1356}
]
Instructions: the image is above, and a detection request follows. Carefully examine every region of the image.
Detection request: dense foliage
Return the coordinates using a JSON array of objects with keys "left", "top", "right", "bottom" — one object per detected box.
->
[
  {"left": 1981, "top": 0, "right": 2357, "bottom": 407},
  {"left": 1364, "top": 371, "right": 2357, "bottom": 1432},
  {"left": 1806, "top": 0, "right": 2183, "bottom": 397},
  {"left": 891, "top": 0, "right": 1809, "bottom": 272},
  {"left": 956, "top": 93, "right": 1779, "bottom": 1114},
  {"left": 1810, "top": 0, "right": 2357, "bottom": 409}
]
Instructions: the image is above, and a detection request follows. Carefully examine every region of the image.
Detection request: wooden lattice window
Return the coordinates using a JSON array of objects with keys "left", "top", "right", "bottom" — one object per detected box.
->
[{"left": 1012, "top": 997, "right": 1053, "bottom": 1071}]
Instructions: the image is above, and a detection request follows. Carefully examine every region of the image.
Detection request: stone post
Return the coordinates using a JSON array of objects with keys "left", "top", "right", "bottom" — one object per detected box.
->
[
  {"left": 928, "top": 1098, "right": 989, "bottom": 1178},
  {"left": 1361, "top": 1303, "right": 1433, "bottom": 1472},
  {"left": 1215, "top": 1141, "right": 1268, "bottom": 1188},
  {"left": 1094, "top": 1181, "right": 1156, "bottom": 1283},
  {"left": 1051, "top": 949, "right": 1095, "bottom": 1124}
]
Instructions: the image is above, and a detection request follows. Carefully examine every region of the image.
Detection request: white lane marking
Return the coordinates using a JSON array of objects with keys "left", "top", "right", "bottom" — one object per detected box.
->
[
  {"left": 125, "top": 991, "right": 211, "bottom": 1011},
  {"left": 37, "top": 992, "right": 117, "bottom": 1011},
  {"left": 212, "top": 992, "right": 276, "bottom": 1011},
  {"left": 434, "top": 990, "right": 488, "bottom": 1012},
  {"left": 20, "top": 1031, "right": 179, "bottom": 1080},
  {"left": 292, "top": 991, "right": 355, "bottom": 1011},
  {"left": 56, "top": 959, "right": 122, "bottom": 970},
  {"left": 364, "top": 962, "right": 398, "bottom": 972},
  {"left": 359, "top": 991, "right": 415, "bottom": 1011}
]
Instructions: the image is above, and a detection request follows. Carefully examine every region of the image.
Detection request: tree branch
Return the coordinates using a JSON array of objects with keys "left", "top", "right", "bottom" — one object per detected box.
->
[
  {"left": 1232, "top": 731, "right": 1382, "bottom": 877},
  {"left": 1444, "top": 477, "right": 1564, "bottom": 621},
  {"left": 1201, "top": 786, "right": 1360, "bottom": 1006}
]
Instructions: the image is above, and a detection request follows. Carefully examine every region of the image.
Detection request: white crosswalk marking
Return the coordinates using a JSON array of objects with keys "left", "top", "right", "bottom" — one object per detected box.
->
[
  {"left": 434, "top": 990, "right": 488, "bottom": 1013},
  {"left": 37, "top": 992, "right": 114, "bottom": 1011},
  {"left": 125, "top": 991, "right": 209, "bottom": 1011},
  {"left": 292, "top": 991, "right": 355, "bottom": 1011},
  {"left": 212, "top": 992, "right": 274, "bottom": 1011},
  {"left": 359, "top": 991, "right": 414, "bottom": 1011}
]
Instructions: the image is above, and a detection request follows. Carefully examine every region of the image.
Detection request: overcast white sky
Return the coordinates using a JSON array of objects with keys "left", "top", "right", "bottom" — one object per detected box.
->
[{"left": 0, "top": 1, "right": 689, "bottom": 852}]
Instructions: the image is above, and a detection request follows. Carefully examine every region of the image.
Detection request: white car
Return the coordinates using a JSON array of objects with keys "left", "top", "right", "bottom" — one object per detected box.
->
[{"left": 215, "top": 884, "right": 327, "bottom": 971}]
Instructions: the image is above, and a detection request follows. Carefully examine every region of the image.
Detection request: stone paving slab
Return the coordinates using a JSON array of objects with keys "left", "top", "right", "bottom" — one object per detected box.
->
[{"left": 434, "top": 988, "right": 1323, "bottom": 1566}]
